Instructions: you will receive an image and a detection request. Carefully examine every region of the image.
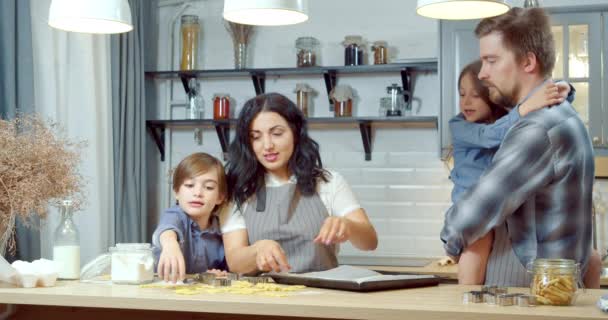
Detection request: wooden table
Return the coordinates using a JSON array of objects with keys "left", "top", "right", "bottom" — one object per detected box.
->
[{"left": 0, "top": 280, "right": 606, "bottom": 320}]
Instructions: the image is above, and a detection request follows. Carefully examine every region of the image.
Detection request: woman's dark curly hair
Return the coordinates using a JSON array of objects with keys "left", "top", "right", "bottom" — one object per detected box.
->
[{"left": 226, "top": 93, "right": 329, "bottom": 210}]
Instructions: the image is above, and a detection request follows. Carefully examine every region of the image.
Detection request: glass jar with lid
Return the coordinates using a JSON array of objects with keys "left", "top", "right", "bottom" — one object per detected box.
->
[
  {"left": 342, "top": 35, "right": 364, "bottom": 66},
  {"left": 110, "top": 243, "right": 154, "bottom": 284},
  {"left": 295, "top": 37, "right": 320, "bottom": 67},
  {"left": 294, "top": 83, "right": 315, "bottom": 117},
  {"left": 180, "top": 15, "right": 200, "bottom": 71},
  {"left": 371, "top": 41, "right": 388, "bottom": 65},
  {"left": 213, "top": 94, "right": 231, "bottom": 120},
  {"left": 330, "top": 85, "right": 354, "bottom": 117},
  {"left": 528, "top": 258, "right": 580, "bottom": 306}
]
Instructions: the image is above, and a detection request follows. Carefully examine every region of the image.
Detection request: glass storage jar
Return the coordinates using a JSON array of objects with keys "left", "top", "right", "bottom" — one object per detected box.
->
[
  {"left": 53, "top": 200, "right": 80, "bottom": 280},
  {"left": 294, "top": 83, "right": 314, "bottom": 117},
  {"left": 371, "top": 41, "right": 388, "bottom": 65},
  {"left": 330, "top": 85, "right": 354, "bottom": 117},
  {"left": 110, "top": 243, "right": 154, "bottom": 284},
  {"left": 180, "top": 15, "right": 200, "bottom": 71},
  {"left": 528, "top": 258, "right": 580, "bottom": 306},
  {"left": 342, "top": 35, "right": 364, "bottom": 66},
  {"left": 213, "top": 94, "right": 231, "bottom": 120},
  {"left": 295, "top": 37, "right": 320, "bottom": 67}
]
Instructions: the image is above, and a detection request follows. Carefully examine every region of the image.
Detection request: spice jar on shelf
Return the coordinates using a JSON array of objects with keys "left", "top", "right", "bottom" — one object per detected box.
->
[
  {"left": 213, "top": 94, "right": 231, "bottom": 120},
  {"left": 371, "top": 41, "right": 388, "bottom": 65},
  {"left": 385, "top": 83, "right": 406, "bottom": 117},
  {"left": 186, "top": 78, "right": 204, "bottom": 119},
  {"left": 294, "top": 83, "right": 315, "bottom": 117},
  {"left": 528, "top": 258, "right": 580, "bottom": 306},
  {"left": 342, "top": 35, "right": 365, "bottom": 66},
  {"left": 295, "top": 37, "right": 320, "bottom": 67},
  {"left": 330, "top": 85, "right": 354, "bottom": 117},
  {"left": 180, "top": 15, "right": 200, "bottom": 71}
]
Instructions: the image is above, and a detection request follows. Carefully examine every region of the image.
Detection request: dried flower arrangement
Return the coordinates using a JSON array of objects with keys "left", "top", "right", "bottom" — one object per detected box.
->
[{"left": 0, "top": 115, "right": 86, "bottom": 256}]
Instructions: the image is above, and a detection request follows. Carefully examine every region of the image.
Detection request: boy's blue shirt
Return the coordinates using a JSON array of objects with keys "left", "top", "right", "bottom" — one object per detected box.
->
[{"left": 152, "top": 205, "right": 227, "bottom": 273}]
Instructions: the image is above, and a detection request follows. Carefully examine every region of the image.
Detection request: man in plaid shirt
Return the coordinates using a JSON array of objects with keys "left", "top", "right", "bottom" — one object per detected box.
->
[{"left": 440, "top": 7, "right": 600, "bottom": 287}]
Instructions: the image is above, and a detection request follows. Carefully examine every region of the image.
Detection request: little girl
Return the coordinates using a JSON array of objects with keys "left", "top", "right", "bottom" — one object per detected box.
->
[
  {"left": 152, "top": 152, "right": 228, "bottom": 283},
  {"left": 450, "top": 59, "right": 574, "bottom": 284}
]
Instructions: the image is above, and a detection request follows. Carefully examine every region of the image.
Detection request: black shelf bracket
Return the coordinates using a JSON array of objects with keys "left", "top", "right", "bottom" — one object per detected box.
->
[
  {"left": 251, "top": 72, "right": 266, "bottom": 95},
  {"left": 400, "top": 68, "right": 412, "bottom": 105},
  {"left": 358, "top": 121, "right": 373, "bottom": 161},
  {"left": 323, "top": 70, "right": 337, "bottom": 105},
  {"left": 214, "top": 122, "right": 231, "bottom": 161},
  {"left": 180, "top": 74, "right": 197, "bottom": 97},
  {"left": 147, "top": 124, "right": 166, "bottom": 161}
]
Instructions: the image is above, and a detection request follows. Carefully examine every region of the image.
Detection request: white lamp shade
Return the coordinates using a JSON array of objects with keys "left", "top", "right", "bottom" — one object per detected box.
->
[
  {"left": 223, "top": 0, "right": 308, "bottom": 26},
  {"left": 417, "top": 0, "right": 510, "bottom": 20},
  {"left": 48, "top": 0, "right": 133, "bottom": 34}
]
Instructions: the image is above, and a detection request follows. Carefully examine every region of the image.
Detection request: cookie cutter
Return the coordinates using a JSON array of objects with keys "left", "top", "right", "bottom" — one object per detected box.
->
[
  {"left": 482, "top": 285, "right": 508, "bottom": 295},
  {"left": 240, "top": 276, "right": 271, "bottom": 284},
  {"left": 195, "top": 272, "right": 217, "bottom": 284},
  {"left": 497, "top": 293, "right": 523, "bottom": 306},
  {"left": 483, "top": 292, "right": 496, "bottom": 305},
  {"left": 212, "top": 278, "right": 232, "bottom": 287},
  {"left": 517, "top": 294, "right": 538, "bottom": 307},
  {"left": 462, "top": 291, "right": 484, "bottom": 304}
]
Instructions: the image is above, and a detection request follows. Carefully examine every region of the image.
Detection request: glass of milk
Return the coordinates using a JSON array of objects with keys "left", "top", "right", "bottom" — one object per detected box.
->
[{"left": 53, "top": 200, "right": 80, "bottom": 279}]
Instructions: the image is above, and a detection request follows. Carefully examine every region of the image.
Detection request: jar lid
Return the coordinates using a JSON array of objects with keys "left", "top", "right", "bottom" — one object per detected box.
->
[
  {"left": 387, "top": 83, "right": 403, "bottom": 94},
  {"left": 213, "top": 93, "right": 230, "bottom": 99},
  {"left": 330, "top": 85, "right": 354, "bottom": 101},
  {"left": 372, "top": 41, "right": 387, "bottom": 48},
  {"left": 110, "top": 243, "right": 152, "bottom": 253},
  {"left": 342, "top": 35, "right": 364, "bottom": 46},
  {"left": 295, "top": 37, "right": 320, "bottom": 47},
  {"left": 530, "top": 258, "right": 578, "bottom": 272},
  {"left": 181, "top": 15, "right": 199, "bottom": 24},
  {"left": 294, "top": 83, "right": 314, "bottom": 93}
]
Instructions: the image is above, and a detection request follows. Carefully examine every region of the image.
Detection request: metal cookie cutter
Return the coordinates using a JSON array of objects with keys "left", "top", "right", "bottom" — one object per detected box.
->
[
  {"left": 497, "top": 293, "right": 523, "bottom": 306},
  {"left": 483, "top": 292, "right": 496, "bottom": 305},
  {"left": 462, "top": 291, "right": 484, "bottom": 304},
  {"left": 482, "top": 285, "right": 508, "bottom": 295},
  {"left": 195, "top": 272, "right": 217, "bottom": 285},
  {"left": 517, "top": 294, "right": 538, "bottom": 307},
  {"left": 240, "top": 276, "right": 271, "bottom": 285},
  {"left": 212, "top": 278, "right": 232, "bottom": 287}
]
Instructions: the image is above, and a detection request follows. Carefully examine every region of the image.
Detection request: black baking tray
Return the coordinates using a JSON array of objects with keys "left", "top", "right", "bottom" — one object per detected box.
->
[{"left": 268, "top": 273, "right": 440, "bottom": 292}]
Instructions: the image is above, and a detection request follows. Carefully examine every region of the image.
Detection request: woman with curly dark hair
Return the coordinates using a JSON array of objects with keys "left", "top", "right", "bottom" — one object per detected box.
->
[{"left": 221, "top": 93, "right": 377, "bottom": 274}]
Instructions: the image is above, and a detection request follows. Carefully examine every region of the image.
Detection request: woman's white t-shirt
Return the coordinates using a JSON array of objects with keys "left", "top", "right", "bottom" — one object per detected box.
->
[{"left": 220, "top": 170, "right": 360, "bottom": 234}]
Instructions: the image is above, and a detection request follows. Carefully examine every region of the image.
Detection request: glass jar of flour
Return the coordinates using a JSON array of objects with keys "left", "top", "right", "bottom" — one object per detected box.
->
[
  {"left": 109, "top": 243, "right": 154, "bottom": 284},
  {"left": 53, "top": 200, "right": 80, "bottom": 279}
]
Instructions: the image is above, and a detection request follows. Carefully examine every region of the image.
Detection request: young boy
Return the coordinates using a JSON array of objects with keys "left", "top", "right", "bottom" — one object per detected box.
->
[{"left": 152, "top": 153, "right": 227, "bottom": 283}]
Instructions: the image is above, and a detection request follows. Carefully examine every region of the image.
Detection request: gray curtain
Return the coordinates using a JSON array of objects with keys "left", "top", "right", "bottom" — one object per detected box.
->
[
  {"left": 111, "top": 0, "right": 153, "bottom": 243},
  {"left": 0, "top": 0, "right": 40, "bottom": 261}
]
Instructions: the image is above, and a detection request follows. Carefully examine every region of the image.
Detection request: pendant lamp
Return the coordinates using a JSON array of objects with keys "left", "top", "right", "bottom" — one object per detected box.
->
[
  {"left": 223, "top": 0, "right": 308, "bottom": 26},
  {"left": 416, "top": 0, "right": 510, "bottom": 20},
  {"left": 48, "top": 0, "right": 133, "bottom": 34}
]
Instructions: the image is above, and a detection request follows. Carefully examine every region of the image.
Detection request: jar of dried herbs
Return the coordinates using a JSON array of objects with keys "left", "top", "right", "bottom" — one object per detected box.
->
[
  {"left": 295, "top": 37, "right": 320, "bottom": 67},
  {"left": 372, "top": 41, "right": 388, "bottom": 65}
]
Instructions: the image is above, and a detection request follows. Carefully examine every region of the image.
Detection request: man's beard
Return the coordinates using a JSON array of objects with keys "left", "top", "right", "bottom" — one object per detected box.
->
[{"left": 488, "top": 86, "right": 516, "bottom": 109}]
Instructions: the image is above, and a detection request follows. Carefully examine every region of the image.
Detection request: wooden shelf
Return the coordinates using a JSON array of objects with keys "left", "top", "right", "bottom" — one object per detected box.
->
[
  {"left": 146, "top": 116, "right": 438, "bottom": 162},
  {"left": 145, "top": 60, "right": 437, "bottom": 104}
]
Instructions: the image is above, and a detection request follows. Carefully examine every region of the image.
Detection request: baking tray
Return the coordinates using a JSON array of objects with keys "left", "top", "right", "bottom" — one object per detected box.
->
[{"left": 268, "top": 272, "right": 440, "bottom": 292}]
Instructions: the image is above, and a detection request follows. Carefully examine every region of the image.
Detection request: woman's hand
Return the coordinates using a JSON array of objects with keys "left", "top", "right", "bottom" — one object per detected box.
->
[
  {"left": 253, "top": 240, "right": 291, "bottom": 273},
  {"left": 158, "top": 240, "right": 186, "bottom": 283},
  {"left": 314, "top": 216, "right": 351, "bottom": 245}
]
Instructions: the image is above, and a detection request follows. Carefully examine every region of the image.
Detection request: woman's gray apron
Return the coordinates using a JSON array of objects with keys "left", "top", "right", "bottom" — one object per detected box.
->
[
  {"left": 242, "top": 183, "right": 338, "bottom": 273},
  {"left": 485, "top": 223, "right": 531, "bottom": 286}
]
